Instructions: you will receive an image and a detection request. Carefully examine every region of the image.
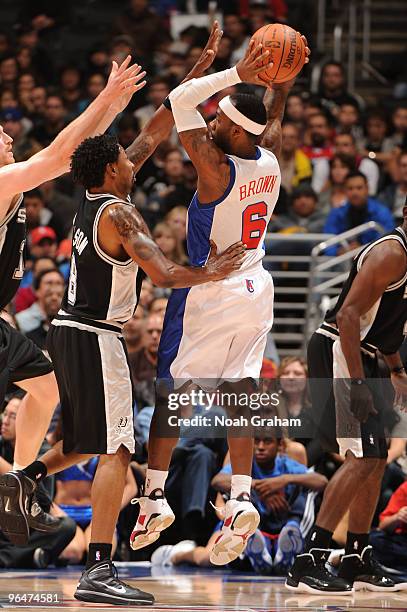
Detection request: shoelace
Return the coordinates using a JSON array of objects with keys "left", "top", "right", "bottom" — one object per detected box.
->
[{"left": 209, "top": 500, "right": 226, "bottom": 518}]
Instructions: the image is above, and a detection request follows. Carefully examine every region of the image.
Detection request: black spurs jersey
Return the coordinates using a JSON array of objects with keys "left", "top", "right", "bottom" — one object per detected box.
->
[
  {"left": 0, "top": 195, "right": 26, "bottom": 310},
  {"left": 325, "top": 227, "right": 407, "bottom": 355},
  {"left": 61, "top": 191, "right": 144, "bottom": 324}
]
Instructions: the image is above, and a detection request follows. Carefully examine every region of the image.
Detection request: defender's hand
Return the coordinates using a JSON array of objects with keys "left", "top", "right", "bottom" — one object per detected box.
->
[
  {"left": 102, "top": 56, "right": 146, "bottom": 107},
  {"left": 349, "top": 381, "right": 377, "bottom": 423},
  {"left": 205, "top": 240, "right": 246, "bottom": 280},
  {"left": 187, "top": 21, "right": 223, "bottom": 79}
]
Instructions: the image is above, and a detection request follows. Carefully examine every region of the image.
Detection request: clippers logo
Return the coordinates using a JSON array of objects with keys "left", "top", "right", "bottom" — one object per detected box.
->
[{"left": 246, "top": 279, "right": 254, "bottom": 293}]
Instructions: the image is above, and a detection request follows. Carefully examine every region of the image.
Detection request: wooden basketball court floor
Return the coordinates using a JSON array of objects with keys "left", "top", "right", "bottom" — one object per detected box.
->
[{"left": 0, "top": 564, "right": 406, "bottom": 612}]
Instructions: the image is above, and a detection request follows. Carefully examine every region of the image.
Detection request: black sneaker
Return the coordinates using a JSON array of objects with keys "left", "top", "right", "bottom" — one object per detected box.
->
[
  {"left": 0, "top": 471, "right": 59, "bottom": 545},
  {"left": 74, "top": 560, "right": 155, "bottom": 606},
  {"left": 339, "top": 546, "right": 398, "bottom": 592},
  {"left": 285, "top": 548, "right": 353, "bottom": 595}
]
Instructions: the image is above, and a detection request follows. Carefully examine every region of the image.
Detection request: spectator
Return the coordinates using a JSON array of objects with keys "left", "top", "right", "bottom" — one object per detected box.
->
[
  {"left": 17, "top": 72, "right": 37, "bottom": 113},
  {"left": 29, "top": 226, "right": 58, "bottom": 261},
  {"left": 318, "top": 153, "right": 356, "bottom": 213},
  {"left": 26, "top": 282, "right": 64, "bottom": 349},
  {"left": 116, "top": 113, "right": 140, "bottom": 150},
  {"left": 59, "top": 66, "right": 83, "bottom": 116},
  {"left": 0, "top": 107, "right": 42, "bottom": 162},
  {"left": 113, "top": 0, "right": 167, "bottom": 59},
  {"left": 163, "top": 159, "right": 198, "bottom": 212},
  {"left": 152, "top": 433, "right": 327, "bottom": 573},
  {"left": 280, "top": 122, "right": 312, "bottom": 194},
  {"left": 149, "top": 297, "right": 168, "bottom": 317},
  {"left": 134, "top": 77, "right": 170, "bottom": 130},
  {"left": 77, "top": 73, "right": 106, "bottom": 114},
  {"left": 370, "top": 481, "right": 407, "bottom": 575},
  {"left": 38, "top": 179, "right": 76, "bottom": 235},
  {"left": 0, "top": 393, "right": 76, "bottom": 569},
  {"left": 285, "top": 93, "right": 306, "bottom": 136},
  {"left": 223, "top": 14, "right": 250, "bottom": 64},
  {"left": 165, "top": 205, "right": 188, "bottom": 246},
  {"left": 318, "top": 61, "right": 361, "bottom": 118},
  {"left": 128, "top": 312, "right": 163, "bottom": 409},
  {"left": 324, "top": 171, "right": 395, "bottom": 256},
  {"left": 271, "top": 187, "right": 325, "bottom": 233},
  {"left": 14, "top": 256, "right": 57, "bottom": 312},
  {"left": 153, "top": 222, "right": 187, "bottom": 265},
  {"left": 211, "top": 34, "right": 233, "bottom": 72},
  {"left": 15, "top": 268, "right": 64, "bottom": 334},
  {"left": 360, "top": 109, "right": 394, "bottom": 166},
  {"left": 388, "top": 104, "right": 407, "bottom": 150},
  {"left": 139, "top": 277, "right": 154, "bottom": 310},
  {"left": 29, "top": 94, "right": 67, "bottom": 147},
  {"left": 315, "top": 132, "right": 380, "bottom": 196},
  {"left": 0, "top": 55, "right": 18, "bottom": 89},
  {"left": 25, "top": 188, "right": 65, "bottom": 243},
  {"left": 0, "top": 89, "right": 18, "bottom": 110},
  {"left": 336, "top": 101, "right": 363, "bottom": 141},
  {"left": 53, "top": 457, "right": 137, "bottom": 565},
  {"left": 378, "top": 151, "right": 407, "bottom": 223},
  {"left": 123, "top": 306, "right": 146, "bottom": 358},
  {"left": 302, "top": 112, "right": 334, "bottom": 193},
  {"left": 29, "top": 85, "right": 47, "bottom": 123}
]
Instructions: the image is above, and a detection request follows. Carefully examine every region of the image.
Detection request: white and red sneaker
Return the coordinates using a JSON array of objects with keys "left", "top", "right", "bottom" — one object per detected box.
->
[
  {"left": 130, "top": 488, "right": 175, "bottom": 551},
  {"left": 209, "top": 493, "right": 260, "bottom": 565}
]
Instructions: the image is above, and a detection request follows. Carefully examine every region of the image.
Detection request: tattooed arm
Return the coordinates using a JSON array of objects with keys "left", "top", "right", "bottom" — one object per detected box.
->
[
  {"left": 106, "top": 203, "right": 245, "bottom": 288},
  {"left": 260, "top": 84, "right": 291, "bottom": 158},
  {"left": 126, "top": 21, "right": 223, "bottom": 174}
]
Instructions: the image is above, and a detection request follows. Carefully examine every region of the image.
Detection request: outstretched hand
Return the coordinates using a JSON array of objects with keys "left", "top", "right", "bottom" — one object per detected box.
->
[
  {"left": 187, "top": 20, "right": 223, "bottom": 79},
  {"left": 103, "top": 55, "right": 147, "bottom": 108},
  {"left": 205, "top": 240, "right": 246, "bottom": 281}
]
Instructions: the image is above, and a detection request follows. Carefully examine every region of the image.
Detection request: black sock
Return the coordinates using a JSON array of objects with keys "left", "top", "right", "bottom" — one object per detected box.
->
[
  {"left": 345, "top": 531, "right": 369, "bottom": 556},
  {"left": 22, "top": 461, "right": 48, "bottom": 483},
  {"left": 305, "top": 525, "right": 333, "bottom": 551},
  {"left": 86, "top": 543, "right": 112, "bottom": 569}
]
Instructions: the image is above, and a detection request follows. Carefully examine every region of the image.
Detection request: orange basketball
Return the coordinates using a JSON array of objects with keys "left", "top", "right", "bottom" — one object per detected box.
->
[{"left": 250, "top": 23, "right": 306, "bottom": 84}]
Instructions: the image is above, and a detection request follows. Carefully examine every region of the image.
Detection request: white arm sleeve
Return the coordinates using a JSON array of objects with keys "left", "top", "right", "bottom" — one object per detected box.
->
[{"left": 169, "top": 66, "right": 241, "bottom": 133}]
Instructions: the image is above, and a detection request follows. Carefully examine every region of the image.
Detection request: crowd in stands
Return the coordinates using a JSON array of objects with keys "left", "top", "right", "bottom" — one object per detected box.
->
[{"left": 0, "top": 0, "right": 406, "bottom": 578}]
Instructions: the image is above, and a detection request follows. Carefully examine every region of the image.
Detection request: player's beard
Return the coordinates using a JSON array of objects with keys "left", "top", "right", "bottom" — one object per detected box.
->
[{"left": 212, "top": 131, "right": 232, "bottom": 154}]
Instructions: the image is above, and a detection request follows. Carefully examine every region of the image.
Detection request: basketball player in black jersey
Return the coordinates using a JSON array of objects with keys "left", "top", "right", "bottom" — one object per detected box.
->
[
  {"left": 287, "top": 196, "right": 407, "bottom": 594},
  {"left": 0, "top": 57, "right": 146, "bottom": 536}
]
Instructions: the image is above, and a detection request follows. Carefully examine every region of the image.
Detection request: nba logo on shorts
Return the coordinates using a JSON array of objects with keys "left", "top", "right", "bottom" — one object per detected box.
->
[{"left": 246, "top": 279, "right": 254, "bottom": 293}]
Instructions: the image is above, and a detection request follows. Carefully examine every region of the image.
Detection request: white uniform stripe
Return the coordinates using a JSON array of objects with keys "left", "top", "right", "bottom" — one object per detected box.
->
[
  {"left": 51, "top": 317, "right": 123, "bottom": 336},
  {"left": 98, "top": 334, "right": 135, "bottom": 454}
]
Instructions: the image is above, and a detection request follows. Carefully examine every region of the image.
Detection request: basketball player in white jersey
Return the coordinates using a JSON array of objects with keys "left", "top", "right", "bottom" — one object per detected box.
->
[
  {"left": 130, "top": 38, "right": 310, "bottom": 564},
  {"left": 0, "top": 57, "right": 145, "bottom": 533}
]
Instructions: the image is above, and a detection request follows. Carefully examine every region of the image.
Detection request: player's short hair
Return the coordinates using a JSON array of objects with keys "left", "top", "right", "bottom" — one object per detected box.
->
[
  {"left": 346, "top": 170, "right": 367, "bottom": 184},
  {"left": 229, "top": 93, "right": 267, "bottom": 138},
  {"left": 71, "top": 134, "right": 121, "bottom": 189}
]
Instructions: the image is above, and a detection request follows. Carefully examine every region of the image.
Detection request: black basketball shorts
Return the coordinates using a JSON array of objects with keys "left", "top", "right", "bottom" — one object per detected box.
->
[
  {"left": 307, "top": 329, "right": 388, "bottom": 459},
  {"left": 46, "top": 316, "right": 135, "bottom": 455},
  {"left": 0, "top": 315, "right": 53, "bottom": 405}
]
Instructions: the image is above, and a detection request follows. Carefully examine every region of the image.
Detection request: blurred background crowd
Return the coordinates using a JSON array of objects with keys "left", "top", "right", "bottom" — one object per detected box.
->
[{"left": 0, "top": 0, "right": 406, "bottom": 577}]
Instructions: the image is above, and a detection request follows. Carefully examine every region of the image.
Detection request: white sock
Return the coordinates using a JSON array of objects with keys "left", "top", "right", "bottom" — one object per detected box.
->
[
  {"left": 144, "top": 469, "right": 168, "bottom": 496},
  {"left": 231, "top": 474, "right": 252, "bottom": 499},
  {"left": 13, "top": 463, "right": 25, "bottom": 471}
]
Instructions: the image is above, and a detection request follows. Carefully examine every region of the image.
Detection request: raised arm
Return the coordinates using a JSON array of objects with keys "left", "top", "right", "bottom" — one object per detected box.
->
[
  {"left": 261, "top": 35, "right": 310, "bottom": 157},
  {"left": 126, "top": 21, "right": 223, "bottom": 174},
  {"left": 169, "top": 42, "right": 270, "bottom": 202},
  {"left": 0, "top": 57, "right": 145, "bottom": 217},
  {"left": 106, "top": 203, "right": 245, "bottom": 288}
]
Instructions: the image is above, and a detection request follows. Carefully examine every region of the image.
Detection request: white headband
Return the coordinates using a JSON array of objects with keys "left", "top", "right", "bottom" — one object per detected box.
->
[{"left": 219, "top": 95, "right": 266, "bottom": 136}]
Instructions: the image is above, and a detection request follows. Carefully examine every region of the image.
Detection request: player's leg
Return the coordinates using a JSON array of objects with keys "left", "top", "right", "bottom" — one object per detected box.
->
[
  {"left": 210, "top": 270, "right": 274, "bottom": 565},
  {"left": 286, "top": 332, "right": 353, "bottom": 594},
  {"left": 0, "top": 320, "right": 60, "bottom": 539},
  {"left": 14, "top": 372, "right": 59, "bottom": 469}
]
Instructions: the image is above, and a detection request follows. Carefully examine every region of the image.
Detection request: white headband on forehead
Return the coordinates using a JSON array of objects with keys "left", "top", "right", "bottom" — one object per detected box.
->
[{"left": 219, "top": 95, "right": 266, "bottom": 136}]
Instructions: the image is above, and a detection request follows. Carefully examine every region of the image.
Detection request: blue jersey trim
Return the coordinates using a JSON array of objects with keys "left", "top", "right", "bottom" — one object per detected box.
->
[
  {"left": 157, "top": 288, "right": 190, "bottom": 380},
  {"left": 195, "top": 157, "right": 236, "bottom": 209}
]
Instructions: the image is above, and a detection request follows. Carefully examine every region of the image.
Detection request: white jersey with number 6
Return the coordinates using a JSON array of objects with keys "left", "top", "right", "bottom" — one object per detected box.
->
[{"left": 158, "top": 146, "right": 280, "bottom": 386}]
